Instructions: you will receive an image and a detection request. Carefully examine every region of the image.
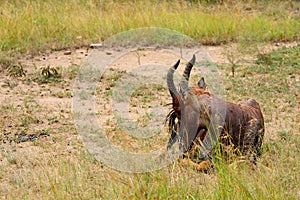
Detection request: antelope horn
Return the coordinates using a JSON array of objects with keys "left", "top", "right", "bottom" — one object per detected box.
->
[
  {"left": 167, "top": 59, "right": 180, "bottom": 98},
  {"left": 180, "top": 54, "right": 196, "bottom": 93},
  {"left": 182, "top": 54, "right": 196, "bottom": 81}
]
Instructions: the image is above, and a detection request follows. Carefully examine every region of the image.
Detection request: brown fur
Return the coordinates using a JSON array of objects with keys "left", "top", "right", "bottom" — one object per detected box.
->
[{"left": 166, "top": 58, "right": 265, "bottom": 166}]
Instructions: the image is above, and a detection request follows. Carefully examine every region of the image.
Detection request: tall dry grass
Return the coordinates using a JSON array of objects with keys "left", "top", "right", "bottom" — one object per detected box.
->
[{"left": 0, "top": 0, "right": 299, "bottom": 53}]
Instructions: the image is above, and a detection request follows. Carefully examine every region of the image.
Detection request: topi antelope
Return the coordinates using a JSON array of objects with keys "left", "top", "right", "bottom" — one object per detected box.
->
[{"left": 166, "top": 55, "right": 265, "bottom": 170}]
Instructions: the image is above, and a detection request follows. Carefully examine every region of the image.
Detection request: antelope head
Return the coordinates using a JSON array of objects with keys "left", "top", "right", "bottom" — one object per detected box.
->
[{"left": 166, "top": 56, "right": 211, "bottom": 153}]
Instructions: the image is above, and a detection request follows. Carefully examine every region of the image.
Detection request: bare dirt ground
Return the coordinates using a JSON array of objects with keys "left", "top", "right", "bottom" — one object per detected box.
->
[{"left": 0, "top": 41, "right": 299, "bottom": 197}]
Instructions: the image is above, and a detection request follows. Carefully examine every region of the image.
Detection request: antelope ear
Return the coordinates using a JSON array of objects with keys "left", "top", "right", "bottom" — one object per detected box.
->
[{"left": 198, "top": 77, "right": 206, "bottom": 89}]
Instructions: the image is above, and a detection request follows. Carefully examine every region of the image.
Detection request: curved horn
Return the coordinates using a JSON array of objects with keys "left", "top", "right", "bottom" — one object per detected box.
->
[
  {"left": 182, "top": 54, "right": 196, "bottom": 81},
  {"left": 180, "top": 54, "right": 196, "bottom": 93},
  {"left": 167, "top": 59, "right": 180, "bottom": 98}
]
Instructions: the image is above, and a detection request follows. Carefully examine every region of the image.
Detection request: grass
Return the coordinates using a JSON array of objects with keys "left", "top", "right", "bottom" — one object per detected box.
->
[
  {"left": 0, "top": 0, "right": 299, "bottom": 55},
  {"left": 1, "top": 44, "right": 299, "bottom": 199},
  {"left": 0, "top": 0, "right": 299, "bottom": 199}
]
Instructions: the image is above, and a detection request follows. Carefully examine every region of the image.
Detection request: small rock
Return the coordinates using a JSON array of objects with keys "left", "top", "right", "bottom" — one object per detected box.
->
[
  {"left": 64, "top": 50, "right": 72, "bottom": 55},
  {"left": 90, "top": 43, "right": 103, "bottom": 49}
]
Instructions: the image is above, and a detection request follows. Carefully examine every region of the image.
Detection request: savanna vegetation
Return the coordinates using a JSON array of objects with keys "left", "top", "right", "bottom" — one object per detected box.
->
[{"left": 0, "top": 0, "right": 299, "bottom": 199}]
